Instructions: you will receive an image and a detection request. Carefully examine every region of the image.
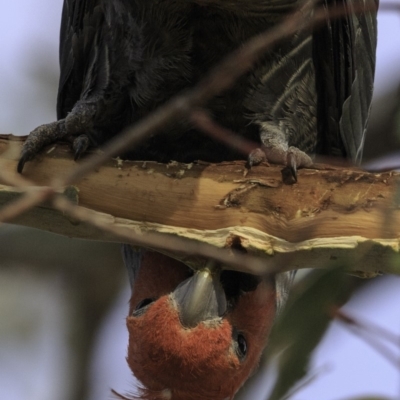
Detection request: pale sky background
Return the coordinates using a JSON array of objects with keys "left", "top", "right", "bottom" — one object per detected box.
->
[{"left": 0, "top": 2, "right": 400, "bottom": 400}]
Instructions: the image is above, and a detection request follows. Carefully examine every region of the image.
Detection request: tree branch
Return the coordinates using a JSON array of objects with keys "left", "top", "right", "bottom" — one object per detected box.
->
[{"left": 1, "top": 135, "right": 399, "bottom": 276}]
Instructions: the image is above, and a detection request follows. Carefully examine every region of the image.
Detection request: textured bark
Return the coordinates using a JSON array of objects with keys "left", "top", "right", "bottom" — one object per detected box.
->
[{"left": 1, "top": 134, "right": 399, "bottom": 275}]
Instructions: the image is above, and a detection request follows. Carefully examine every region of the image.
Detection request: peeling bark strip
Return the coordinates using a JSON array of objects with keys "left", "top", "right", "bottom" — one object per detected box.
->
[{"left": 0, "top": 135, "right": 399, "bottom": 275}]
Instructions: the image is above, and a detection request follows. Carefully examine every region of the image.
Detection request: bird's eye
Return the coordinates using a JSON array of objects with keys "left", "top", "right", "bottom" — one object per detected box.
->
[
  {"left": 232, "top": 329, "right": 247, "bottom": 361},
  {"left": 132, "top": 298, "right": 154, "bottom": 316},
  {"left": 135, "top": 298, "right": 154, "bottom": 310},
  {"left": 237, "top": 334, "right": 247, "bottom": 358}
]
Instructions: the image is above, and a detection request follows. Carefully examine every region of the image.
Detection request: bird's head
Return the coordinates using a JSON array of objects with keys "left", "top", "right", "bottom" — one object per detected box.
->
[{"left": 122, "top": 248, "right": 278, "bottom": 400}]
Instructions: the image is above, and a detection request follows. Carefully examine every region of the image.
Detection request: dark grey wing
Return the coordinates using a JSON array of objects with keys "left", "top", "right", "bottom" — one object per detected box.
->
[
  {"left": 313, "top": 0, "right": 378, "bottom": 163},
  {"left": 57, "top": 0, "right": 102, "bottom": 119}
]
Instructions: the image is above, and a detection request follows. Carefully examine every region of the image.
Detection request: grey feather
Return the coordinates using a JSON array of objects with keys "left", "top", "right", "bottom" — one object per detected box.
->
[
  {"left": 275, "top": 270, "right": 297, "bottom": 315},
  {"left": 121, "top": 244, "right": 143, "bottom": 289},
  {"left": 313, "top": 0, "right": 378, "bottom": 162}
]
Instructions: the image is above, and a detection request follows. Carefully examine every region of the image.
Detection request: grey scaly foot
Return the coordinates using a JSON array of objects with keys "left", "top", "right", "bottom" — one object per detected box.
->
[
  {"left": 18, "top": 101, "right": 97, "bottom": 173},
  {"left": 248, "top": 144, "right": 313, "bottom": 182},
  {"left": 18, "top": 120, "right": 67, "bottom": 173}
]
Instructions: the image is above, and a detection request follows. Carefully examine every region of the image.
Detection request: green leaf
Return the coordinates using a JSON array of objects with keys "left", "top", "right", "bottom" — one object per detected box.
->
[{"left": 266, "top": 267, "right": 353, "bottom": 400}]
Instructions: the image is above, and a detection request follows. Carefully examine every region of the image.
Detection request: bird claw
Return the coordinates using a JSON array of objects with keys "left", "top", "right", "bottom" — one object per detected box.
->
[
  {"left": 17, "top": 150, "right": 32, "bottom": 174},
  {"left": 286, "top": 151, "right": 297, "bottom": 182},
  {"left": 247, "top": 148, "right": 267, "bottom": 169},
  {"left": 18, "top": 120, "right": 67, "bottom": 173},
  {"left": 247, "top": 145, "right": 313, "bottom": 183},
  {"left": 73, "top": 134, "right": 90, "bottom": 161},
  {"left": 285, "top": 146, "right": 313, "bottom": 182},
  {"left": 18, "top": 100, "right": 98, "bottom": 173}
]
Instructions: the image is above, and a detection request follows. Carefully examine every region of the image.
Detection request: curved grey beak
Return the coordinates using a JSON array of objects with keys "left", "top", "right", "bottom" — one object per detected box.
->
[{"left": 173, "top": 269, "right": 227, "bottom": 328}]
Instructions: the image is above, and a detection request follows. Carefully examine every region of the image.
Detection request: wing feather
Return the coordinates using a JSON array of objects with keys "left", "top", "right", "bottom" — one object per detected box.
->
[
  {"left": 313, "top": 0, "right": 378, "bottom": 162},
  {"left": 57, "top": 0, "right": 99, "bottom": 119}
]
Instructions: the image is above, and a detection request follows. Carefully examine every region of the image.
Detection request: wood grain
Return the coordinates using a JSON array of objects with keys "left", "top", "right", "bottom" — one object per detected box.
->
[{"left": 1, "top": 134, "right": 399, "bottom": 275}]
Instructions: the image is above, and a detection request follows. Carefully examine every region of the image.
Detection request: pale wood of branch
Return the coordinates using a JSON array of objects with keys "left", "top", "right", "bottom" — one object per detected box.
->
[{"left": 0, "top": 135, "right": 399, "bottom": 275}]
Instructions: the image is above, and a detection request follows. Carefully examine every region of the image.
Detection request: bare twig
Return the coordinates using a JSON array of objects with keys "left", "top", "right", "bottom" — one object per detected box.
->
[
  {"left": 0, "top": 153, "right": 63, "bottom": 223},
  {"left": 190, "top": 109, "right": 258, "bottom": 156},
  {"left": 334, "top": 309, "right": 400, "bottom": 348},
  {"left": 333, "top": 308, "right": 400, "bottom": 368},
  {"left": 0, "top": 187, "right": 55, "bottom": 223}
]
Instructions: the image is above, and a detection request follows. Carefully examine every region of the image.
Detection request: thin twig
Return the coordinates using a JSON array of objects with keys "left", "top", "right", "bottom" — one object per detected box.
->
[
  {"left": 0, "top": 187, "right": 55, "bottom": 223},
  {"left": 334, "top": 308, "right": 400, "bottom": 368},
  {"left": 335, "top": 309, "right": 400, "bottom": 348},
  {"left": 190, "top": 109, "right": 258, "bottom": 155}
]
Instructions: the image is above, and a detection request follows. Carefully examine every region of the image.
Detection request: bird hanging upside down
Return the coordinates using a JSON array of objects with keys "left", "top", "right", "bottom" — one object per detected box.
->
[{"left": 18, "top": 0, "right": 378, "bottom": 398}]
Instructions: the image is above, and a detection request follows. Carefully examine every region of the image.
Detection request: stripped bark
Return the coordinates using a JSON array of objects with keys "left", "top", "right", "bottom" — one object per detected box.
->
[{"left": 0, "top": 135, "right": 399, "bottom": 275}]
